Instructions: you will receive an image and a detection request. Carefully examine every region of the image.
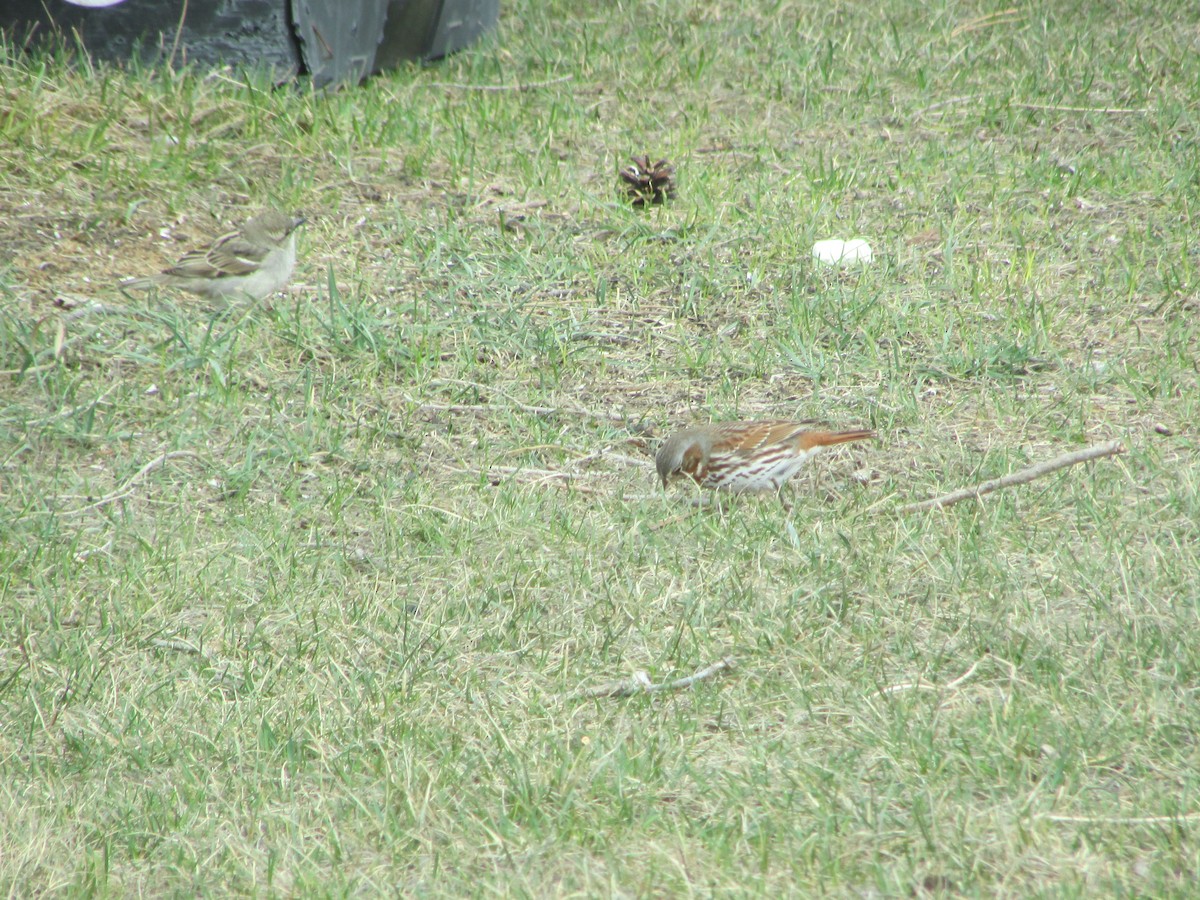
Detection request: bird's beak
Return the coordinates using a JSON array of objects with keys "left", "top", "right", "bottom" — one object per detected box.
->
[{"left": 290, "top": 216, "right": 307, "bottom": 231}]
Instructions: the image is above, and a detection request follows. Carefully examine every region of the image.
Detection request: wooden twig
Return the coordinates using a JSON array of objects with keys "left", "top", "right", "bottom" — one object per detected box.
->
[
  {"left": 899, "top": 441, "right": 1124, "bottom": 514},
  {"left": 950, "top": 7, "right": 1023, "bottom": 37},
  {"left": 483, "top": 464, "right": 576, "bottom": 481},
  {"left": 149, "top": 636, "right": 244, "bottom": 692},
  {"left": 438, "top": 463, "right": 602, "bottom": 494},
  {"left": 876, "top": 658, "right": 983, "bottom": 697},
  {"left": 61, "top": 450, "right": 202, "bottom": 516},
  {"left": 1011, "top": 101, "right": 1149, "bottom": 115},
  {"left": 485, "top": 466, "right": 603, "bottom": 495},
  {"left": 914, "top": 96, "right": 1147, "bottom": 118},
  {"left": 150, "top": 637, "right": 203, "bottom": 655},
  {"left": 412, "top": 380, "right": 633, "bottom": 424},
  {"left": 416, "top": 399, "right": 630, "bottom": 422},
  {"left": 571, "top": 657, "right": 737, "bottom": 700},
  {"left": 1042, "top": 812, "right": 1200, "bottom": 825},
  {"left": 426, "top": 74, "right": 573, "bottom": 92},
  {"left": 568, "top": 447, "right": 654, "bottom": 471}
]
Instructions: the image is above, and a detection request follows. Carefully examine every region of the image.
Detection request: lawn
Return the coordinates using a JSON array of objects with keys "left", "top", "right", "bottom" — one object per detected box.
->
[{"left": 2, "top": 0, "right": 1198, "bottom": 895}]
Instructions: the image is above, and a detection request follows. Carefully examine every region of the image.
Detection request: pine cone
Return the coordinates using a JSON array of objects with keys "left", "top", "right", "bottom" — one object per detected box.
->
[{"left": 618, "top": 154, "right": 675, "bottom": 206}]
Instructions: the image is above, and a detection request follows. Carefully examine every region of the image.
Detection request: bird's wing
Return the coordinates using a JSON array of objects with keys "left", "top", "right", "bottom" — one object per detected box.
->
[
  {"left": 165, "top": 231, "right": 266, "bottom": 279},
  {"left": 716, "top": 420, "right": 808, "bottom": 456}
]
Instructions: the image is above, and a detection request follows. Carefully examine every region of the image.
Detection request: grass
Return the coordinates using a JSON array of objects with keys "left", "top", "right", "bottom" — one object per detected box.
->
[{"left": 2, "top": 0, "right": 1199, "bottom": 894}]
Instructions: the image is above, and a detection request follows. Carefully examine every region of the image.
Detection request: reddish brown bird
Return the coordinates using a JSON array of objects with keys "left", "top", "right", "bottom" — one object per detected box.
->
[{"left": 655, "top": 420, "right": 875, "bottom": 494}]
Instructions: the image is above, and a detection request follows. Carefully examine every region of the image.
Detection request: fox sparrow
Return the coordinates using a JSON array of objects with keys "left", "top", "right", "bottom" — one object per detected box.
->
[{"left": 656, "top": 420, "right": 875, "bottom": 494}]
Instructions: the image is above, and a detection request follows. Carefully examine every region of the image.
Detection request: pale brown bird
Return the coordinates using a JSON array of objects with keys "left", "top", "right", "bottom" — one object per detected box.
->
[
  {"left": 120, "top": 210, "right": 304, "bottom": 301},
  {"left": 656, "top": 420, "right": 875, "bottom": 494}
]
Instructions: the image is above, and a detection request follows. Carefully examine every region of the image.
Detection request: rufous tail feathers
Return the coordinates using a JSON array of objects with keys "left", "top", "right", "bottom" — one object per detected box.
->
[{"left": 796, "top": 429, "right": 876, "bottom": 450}]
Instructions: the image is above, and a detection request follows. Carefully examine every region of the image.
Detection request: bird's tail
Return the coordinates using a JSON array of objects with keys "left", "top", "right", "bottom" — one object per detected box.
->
[
  {"left": 796, "top": 429, "right": 876, "bottom": 450},
  {"left": 118, "top": 276, "right": 161, "bottom": 291}
]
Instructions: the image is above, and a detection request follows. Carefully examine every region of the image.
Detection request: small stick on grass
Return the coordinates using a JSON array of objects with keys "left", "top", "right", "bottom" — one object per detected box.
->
[
  {"left": 899, "top": 441, "right": 1124, "bottom": 514},
  {"left": 150, "top": 638, "right": 204, "bottom": 655},
  {"left": 414, "top": 399, "right": 630, "bottom": 423},
  {"left": 571, "top": 657, "right": 737, "bottom": 700},
  {"left": 1041, "top": 812, "right": 1200, "bottom": 825},
  {"left": 411, "top": 380, "right": 634, "bottom": 424},
  {"left": 1011, "top": 101, "right": 1149, "bottom": 115},
  {"left": 876, "top": 658, "right": 984, "bottom": 697},
  {"left": 149, "top": 637, "right": 244, "bottom": 692},
  {"left": 426, "top": 74, "right": 573, "bottom": 92},
  {"left": 62, "top": 450, "right": 202, "bottom": 517}
]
